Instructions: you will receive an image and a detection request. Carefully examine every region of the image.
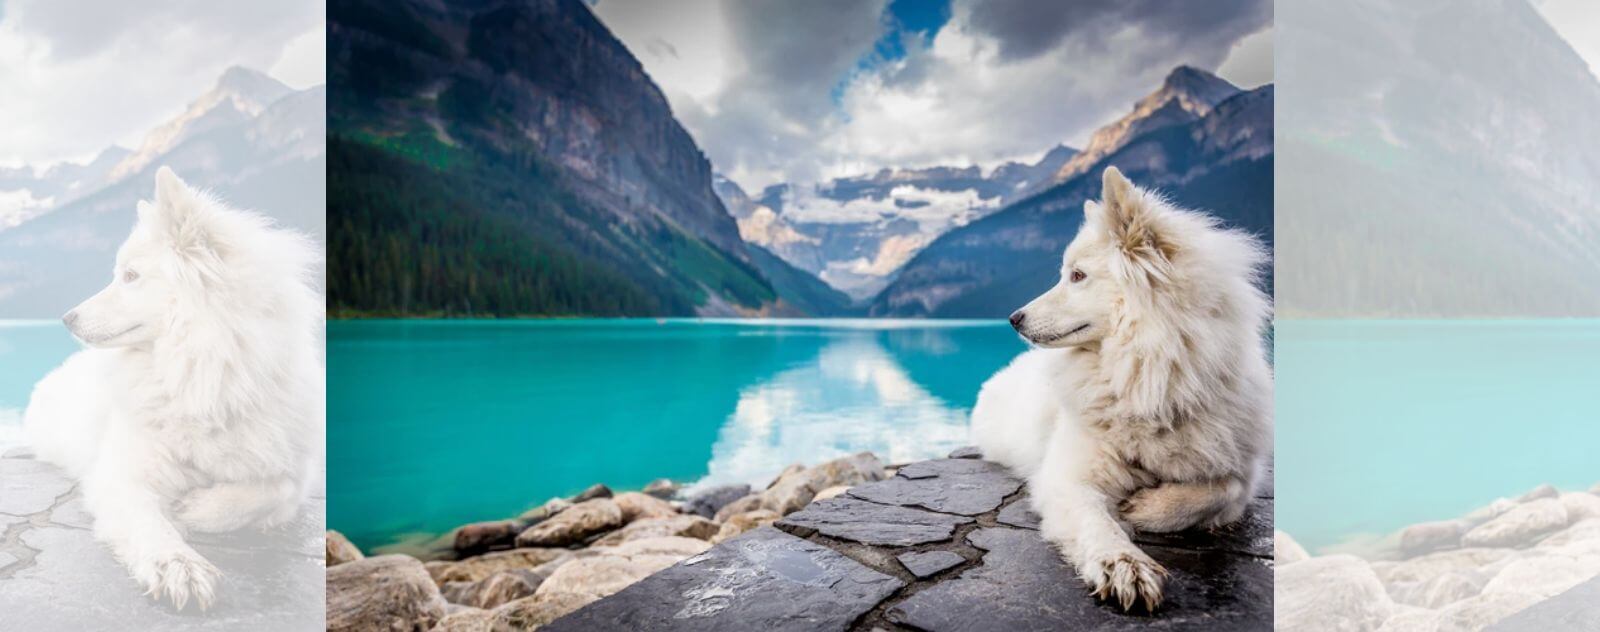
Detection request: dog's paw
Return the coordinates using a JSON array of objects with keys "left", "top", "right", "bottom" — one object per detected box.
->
[
  {"left": 1083, "top": 550, "right": 1167, "bottom": 612},
  {"left": 132, "top": 549, "right": 221, "bottom": 610}
]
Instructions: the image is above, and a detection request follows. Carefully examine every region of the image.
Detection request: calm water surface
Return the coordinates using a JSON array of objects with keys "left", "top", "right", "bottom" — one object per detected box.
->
[
  {"left": 1277, "top": 319, "right": 1600, "bottom": 552},
  {"left": 0, "top": 322, "right": 79, "bottom": 448},
  {"left": 329, "top": 319, "right": 1022, "bottom": 551}
]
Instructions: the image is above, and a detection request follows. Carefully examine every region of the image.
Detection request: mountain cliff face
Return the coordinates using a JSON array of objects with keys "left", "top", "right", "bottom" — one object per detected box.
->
[
  {"left": 715, "top": 146, "right": 1077, "bottom": 302},
  {"left": 0, "top": 68, "right": 325, "bottom": 317},
  {"left": 1277, "top": 0, "right": 1600, "bottom": 316},
  {"left": 329, "top": 0, "right": 805, "bottom": 316},
  {"left": 871, "top": 70, "right": 1273, "bottom": 318}
]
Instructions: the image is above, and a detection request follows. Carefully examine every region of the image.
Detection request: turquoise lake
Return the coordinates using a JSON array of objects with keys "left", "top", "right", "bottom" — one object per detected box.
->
[
  {"left": 328, "top": 319, "right": 1025, "bottom": 551},
  {"left": 0, "top": 322, "right": 80, "bottom": 448},
  {"left": 1276, "top": 319, "right": 1600, "bottom": 553}
]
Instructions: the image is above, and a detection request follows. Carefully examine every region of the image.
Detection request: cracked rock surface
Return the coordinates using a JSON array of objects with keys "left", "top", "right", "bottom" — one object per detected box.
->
[
  {"left": 0, "top": 451, "right": 324, "bottom": 630},
  {"left": 546, "top": 447, "right": 1274, "bottom": 631}
]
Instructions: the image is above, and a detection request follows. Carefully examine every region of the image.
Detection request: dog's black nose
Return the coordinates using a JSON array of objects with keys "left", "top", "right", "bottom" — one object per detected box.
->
[
  {"left": 1009, "top": 311, "right": 1025, "bottom": 330},
  {"left": 62, "top": 311, "right": 79, "bottom": 328}
]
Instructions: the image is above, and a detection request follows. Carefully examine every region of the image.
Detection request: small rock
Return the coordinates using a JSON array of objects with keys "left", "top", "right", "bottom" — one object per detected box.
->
[
  {"left": 450, "top": 570, "right": 542, "bottom": 609},
  {"left": 431, "top": 607, "right": 494, "bottom": 632},
  {"left": 570, "top": 483, "right": 614, "bottom": 503},
  {"left": 778, "top": 496, "right": 972, "bottom": 547},
  {"left": 592, "top": 515, "right": 720, "bottom": 546},
  {"left": 948, "top": 446, "right": 982, "bottom": 459},
  {"left": 326, "top": 555, "right": 447, "bottom": 632},
  {"left": 516, "top": 499, "right": 624, "bottom": 548},
  {"left": 435, "top": 548, "right": 572, "bottom": 584},
  {"left": 517, "top": 497, "right": 572, "bottom": 524},
  {"left": 1461, "top": 498, "right": 1568, "bottom": 548},
  {"left": 326, "top": 530, "right": 364, "bottom": 567},
  {"left": 1462, "top": 498, "right": 1517, "bottom": 528},
  {"left": 605, "top": 535, "right": 713, "bottom": 558},
  {"left": 1559, "top": 491, "right": 1600, "bottom": 523},
  {"left": 1389, "top": 572, "right": 1482, "bottom": 609},
  {"left": 813, "top": 485, "right": 851, "bottom": 502},
  {"left": 1517, "top": 483, "right": 1560, "bottom": 503},
  {"left": 1482, "top": 552, "right": 1600, "bottom": 600},
  {"left": 897, "top": 550, "right": 965, "bottom": 578},
  {"left": 642, "top": 478, "right": 679, "bottom": 500},
  {"left": 1537, "top": 517, "right": 1600, "bottom": 549},
  {"left": 1591, "top": 481, "right": 1600, "bottom": 495},
  {"left": 762, "top": 453, "right": 885, "bottom": 516},
  {"left": 535, "top": 552, "right": 681, "bottom": 600},
  {"left": 1275, "top": 554, "right": 1393, "bottom": 632},
  {"left": 453, "top": 520, "right": 521, "bottom": 555},
  {"left": 491, "top": 592, "right": 598, "bottom": 630},
  {"left": 711, "top": 509, "right": 780, "bottom": 544},
  {"left": 612, "top": 492, "right": 678, "bottom": 523},
  {"left": 766, "top": 464, "right": 806, "bottom": 489},
  {"left": 1435, "top": 591, "right": 1543, "bottom": 631},
  {"left": 1376, "top": 606, "right": 1442, "bottom": 632},
  {"left": 1399, "top": 520, "right": 1465, "bottom": 558},
  {"left": 1380, "top": 547, "right": 1516, "bottom": 585},
  {"left": 424, "top": 560, "right": 456, "bottom": 585},
  {"left": 1276, "top": 530, "right": 1310, "bottom": 564},
  {"left": 713, "top": 493, "right": 764, "bottom": 523},
  {"left": 682, "top": 484, "right": 751, "bottom": 519}
]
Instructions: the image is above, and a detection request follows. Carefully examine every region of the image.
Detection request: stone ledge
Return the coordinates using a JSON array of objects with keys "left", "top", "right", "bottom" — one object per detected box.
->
[
  {"left": 0, "top": 453, "right": 324, "bottom": 630},
  {"left": 546, "top": 449, "right": 1273, "bottom": 631}
]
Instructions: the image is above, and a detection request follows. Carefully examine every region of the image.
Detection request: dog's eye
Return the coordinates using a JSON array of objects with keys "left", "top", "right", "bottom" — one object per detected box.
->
[
  {"left": 1070, "top": 269, "right": 1086, "bottom": 283},
  {"left": 123, "top": 269, "right": 139, "bottom": 283}
]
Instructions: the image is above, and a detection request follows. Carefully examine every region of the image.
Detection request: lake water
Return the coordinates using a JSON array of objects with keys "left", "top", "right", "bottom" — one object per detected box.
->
[
  {"left": 328, "top": 319, "right": 1024, "bottom": 551},
  {"left": 0, "top": 322, "right": 81, "bottom": 448},
  {"left": 1276, "top": 319, "right": 1600, "bottom": 553}
]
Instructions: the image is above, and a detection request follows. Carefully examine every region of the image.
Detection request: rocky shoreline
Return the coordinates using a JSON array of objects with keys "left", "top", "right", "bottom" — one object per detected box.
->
[
  {"left": 325, "top": 452, "right": 893, "bottom": 631},
  {"left": 1275, "top": 481, "right": 1600, "bottom": 631}
]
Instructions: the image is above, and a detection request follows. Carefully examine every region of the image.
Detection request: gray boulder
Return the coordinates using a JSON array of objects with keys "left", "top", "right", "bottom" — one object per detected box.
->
[{"left": 326, "top": 555, "right": 447, "bottom": 632}]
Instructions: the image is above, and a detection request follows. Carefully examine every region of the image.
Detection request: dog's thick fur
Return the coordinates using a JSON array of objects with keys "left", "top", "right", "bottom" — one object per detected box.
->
[
  {"left": 23, "top": 167, "right": 323, "bottom": 610},
  {"left": 971, "top": 167, "right": 1271, "bottom": 611}
]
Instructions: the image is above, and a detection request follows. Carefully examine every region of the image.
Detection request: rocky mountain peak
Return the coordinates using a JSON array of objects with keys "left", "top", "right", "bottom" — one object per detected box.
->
[{"left": 1049, "top": 65, "right": 1240, "bottom": 185}]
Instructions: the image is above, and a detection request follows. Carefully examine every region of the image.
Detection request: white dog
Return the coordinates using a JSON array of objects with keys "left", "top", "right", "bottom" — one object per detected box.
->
[
  {"left": 971, "top": 167, "right": 1271, "bottom": 611},
  {"left": 23, "top": 167, "right": 323, "bottom": 610}
]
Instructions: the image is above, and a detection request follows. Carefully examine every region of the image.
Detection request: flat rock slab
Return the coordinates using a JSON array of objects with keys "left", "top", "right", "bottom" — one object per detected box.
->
[
  {"left": 777, "top": 496, "right": 973, "bottom": 546},
  {"left": 995, "top": 494, "right": 1273, "bottom": 559},
  {"left": 543, "top": 526, "right": 904, "bottom": 632},
  {"left": 847, "top": 458, "right": 1022, "bottom": 516},
  {"left": 888, "top": 527, "right": 1273, "bottom": 631},
  {"left": 0, "top": 455, "right": 324, "bottom": 630},
  {"left": 897, "top": 550, "right": 965, "bottom": 578},
  {"left": 1486, "top": 575, "right": 1600, "bottom": 632}
]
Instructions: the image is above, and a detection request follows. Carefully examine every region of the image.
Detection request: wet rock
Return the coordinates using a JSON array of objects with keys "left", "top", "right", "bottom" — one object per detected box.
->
[
  {"left": 642, "top": 479, "right": 679, "bottom": 500},
  {"left": 948, "top": 446, "right": 982, "bottom": 459},
  {"left": 327, "top": 529, "right": 365, "bottom": 567},
  {"left": 516, "top": 499, "right": 624, "bottom": 548},
  {"left": 431, "top": 607, "right": 494, "bottom": 631},
  {"left": 454, "top": 520, "right": 522, "bottom": 556},
  {"left": 713, "top": 494, "right": 764, "bottom": 523},
  {"left": 1558, "top": 491, "right": 1600, "bottom": 523},
  {"left": 996, "top": 499, "right": 1040, "bottom": 530},
  {"left": 1436, "top": 591, "right": 1543, "bottom": 631},
  {"left": 683, "top": 484, "right": 751, "bottom": 519},
  {"left": 492, "top": 592, "right": 598, "bottom": 630},
  {"left": 571, "top": 484, "right": 614, "bottom": 503},
  {"left": 778, "top": 496, "right": 973, "bottom": 546},
  {"left": 1399, "top": 520, "right": 1465, "bottom": 558},
  {"left": 711, "top": 510, "right": 780, "bottom": 544},
  {"left": 897, "top": 550, "right": 965, "bottom": 578},
  {"left": 1276, "top": 554, "right": 1393, "bottom": 632},
  {"left": 1461, "top": 498, "right": 1568, "bottom": 548},
  {"left": 542, "top": 527, "right": 904, "bottom": 631},
  {"left": 891, "top": 527, "right": 1272, "bottom": 630},
  {"left": 327, "top": 554, "right": 447, "bottom": 632},
  {"left": 593, "top": 515, "right": 720, "bottom": 546},
  {"left": 1516, "top": 484, "right": 1559, "bottom": 503},
  {"left": 847, "top": 458, "right": 1021, "bottom": 516},
  {"left": 435, "top": 548, "right": 573, "bottom": 584},
  {"left": 1276, "top": 530, "right": 1310, "bottom": 564},
  {"left": 612, "top": 492, "right": 678, "bottom": 523},
  {"left": 1135, "top": 497, "right": 1274, "bottom": 558}
]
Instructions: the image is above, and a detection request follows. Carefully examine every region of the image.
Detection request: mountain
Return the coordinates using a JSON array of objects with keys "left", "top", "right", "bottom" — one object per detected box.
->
[
  {"left": 0, "top": 68, "right": 325, "bottom": 317},
  {"left": 328, "top": 0, "right": 826, "bottom": 317},
  {"left": 1276, "top": 0, "right": 1600, "bottom": 316},
  {"left": 715, "top": 146, "right": 1077, "bottom": 302},
  {"left": 871, "top": 68, "right": 1273, "bottom": 318},
  {"left": 0, "top": 146, "right": 130, "bottom": 229}
]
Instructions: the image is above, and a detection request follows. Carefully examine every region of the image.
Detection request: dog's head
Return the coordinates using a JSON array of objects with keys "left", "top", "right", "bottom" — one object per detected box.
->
[{"left": 1009, "top": 166, "right": 1266, "bottom": 350}]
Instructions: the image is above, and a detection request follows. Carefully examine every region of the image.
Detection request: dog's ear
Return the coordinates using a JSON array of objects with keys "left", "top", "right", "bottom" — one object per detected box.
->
[
  {"left": 150, "top": 166, "right": 218, "bottom": 256},
  {"left": 1099, "top": 167, "right": 1177, "bottom": 266}
]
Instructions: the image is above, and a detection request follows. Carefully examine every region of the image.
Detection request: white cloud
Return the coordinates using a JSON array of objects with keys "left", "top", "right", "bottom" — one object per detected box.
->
[
  {"left": 1217, "top": 27, "right": 1273, "bottom": 88},
  {"left": 0, "top": 188, "right": 53, "bottom": 229},
  {"left": 1534, "top": 0, "right": 1600, "bottom": 84},
  {"left": 596, "top": 0, "right": 1269, "bottom": 193},
  {"left": 269, "top": 24, "right": 327, "bottom": 90},
  {"left": 0, "top": 0, "right": 322, "bottom": 165}
]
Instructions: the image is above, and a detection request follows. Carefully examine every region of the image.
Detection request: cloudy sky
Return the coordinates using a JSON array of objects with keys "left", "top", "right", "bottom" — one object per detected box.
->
[
  {"left": 1535, "top": 0, "right": 1600, "bottom": 83},
  {"left": 594, "top": 0, "right": 1272, "bottom": 192},
  {"left": 0, "top": 0, "right": 323, "bottom": 166}
]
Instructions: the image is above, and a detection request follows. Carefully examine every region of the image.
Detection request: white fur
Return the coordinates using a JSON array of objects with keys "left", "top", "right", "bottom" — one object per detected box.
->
[
  {"left": 972, "top": 167, "right": 1272, "bottom": 612},
  {"left": 23, "top": 167, "right": 323, "bottom": 610}
]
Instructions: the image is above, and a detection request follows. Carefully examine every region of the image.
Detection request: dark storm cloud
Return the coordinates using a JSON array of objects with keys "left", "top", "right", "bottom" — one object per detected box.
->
[{"left": 964, "top": 0, "right": 1271, "bottom": 62}]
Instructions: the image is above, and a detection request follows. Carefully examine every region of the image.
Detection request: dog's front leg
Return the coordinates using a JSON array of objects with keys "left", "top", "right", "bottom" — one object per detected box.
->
[
  {"left": 1031, "top": 422, "right": 1167, "bottom": 611},
  {"left": 177, "top": 478, "right": 302, "bottom": 533},
  {"left": 82, "top": 440, "right": 221, "bottom": 610}
]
